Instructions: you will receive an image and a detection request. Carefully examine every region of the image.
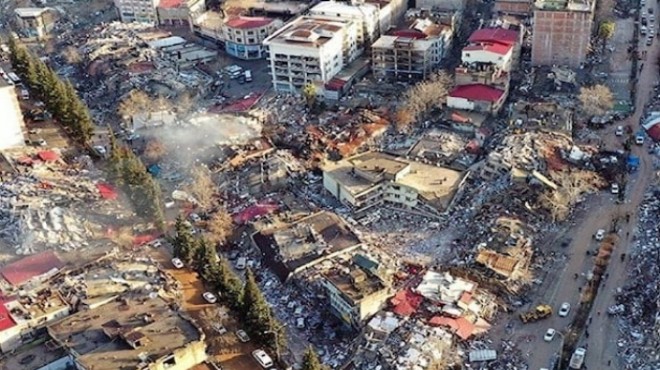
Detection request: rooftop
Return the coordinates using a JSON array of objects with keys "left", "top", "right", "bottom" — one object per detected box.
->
[
  {"left": 323, "top": 255, "right": 388, "bottom": 303},
  {"left": 14, "top": 7, "right": 49, "bottom": 18},
  {"left": 534, "top": 0, "right": 592, "bottom": 11},
  {"left": 449, "top": 84, "right": 505, "bottom": 102},
  {"left": 372, "top": 35, "right": 435, "bottom": 51},
  {"left": 224, "top": 16, "right": 275, "bottom": 29},
  {"left": 0, "top": 250, "right": 65, "bottom": 286},
  {"left": 463, "top": 42, "right": 513, "bottom": 56},
  {"left": 48, "top": 295, "right": 202, "bottom": 370},
  {"left": 158, "top": 0, "right": 185, "bottom": 8},
  {"left": 510, "top": 100, "right": 573, "bottom": 135},
  {"left": 311, "top": 1, "right": 378, "bottom": 16},
  {"left": 264, "top": 16, "right": 350, "bottom": 47},
  {"left": 4, "top": 288, "right": 69, "bottom": 325}
]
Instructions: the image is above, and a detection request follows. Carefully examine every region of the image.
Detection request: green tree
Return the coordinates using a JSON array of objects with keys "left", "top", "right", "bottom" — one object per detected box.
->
[
  {"left": 192, "top": 237, "right": 218, "bottom": 281},
  {"left": 215, "top": 257, "right": 244, "bottom": 309},
  {"left": 599, "top": 21, "right": 615, "bottom": 41},
  {"left": 242, "top": 268, "right": 272, "bottom": 342},
  {"left": 173, "top": 216, "right": 195, "bottom": 264},
  {"left": 302, "top": 347, "right": 325, "bottom": 370},
  {"left": 302, "top": 83, "right": 317, "bottom": 109}
]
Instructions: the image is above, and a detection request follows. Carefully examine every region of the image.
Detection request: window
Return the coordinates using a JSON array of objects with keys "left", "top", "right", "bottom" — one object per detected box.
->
[
  {"left": 247, "top": 30, "right": 254, "bottom": 35},
  {"left": 236, "top": 37, "right": 242, "bottom": 43},
  {"left": 248, "top": 38, "right": 255, "bottom": 43},
  {"left": 163, "top": 355, "right": 176, "bottom": 368},
  {"left": 465, "top": 53, "right": 470, "bottom": 57}
]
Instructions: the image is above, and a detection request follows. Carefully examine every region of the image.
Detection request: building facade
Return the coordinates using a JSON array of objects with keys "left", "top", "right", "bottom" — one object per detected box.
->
[
  {"left": 222, "top": 17, "right": 283, "bottom": 60},
  {"left": 494, "top": 0, "right": 532, "bottom": 15},
  {"left": 0, "top": 82, "right": 26, "bottom": 150},
  {"left": 531, "top": 0, "right": 594, "bottom": 67},
  {"left": 447, "top": 84, "right": 507, "bottom": 113},
  {"left": 310, "top": 1, "right": 380, "bottom": 48},
  {"left": 13, "top": 8, "right": 55, "bottom": 39},
  {"left": 157, "top": 0, "right": 205, "bottom": 26},
  {"left": 264, "top": 16, "right": 359, "bottom": 93},
  {"left": 114, "top": 0, "right": 160, "bottom": 24}
]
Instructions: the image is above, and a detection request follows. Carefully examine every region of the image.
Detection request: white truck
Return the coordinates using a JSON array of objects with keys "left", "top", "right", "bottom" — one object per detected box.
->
[{"left": 569, "top": 347, "right": 586, "bottom": 369}]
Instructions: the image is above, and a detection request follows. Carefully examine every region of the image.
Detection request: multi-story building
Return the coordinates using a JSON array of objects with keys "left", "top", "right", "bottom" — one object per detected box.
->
[
  {"left": 222, "top": 16, "right": 283, "bottom": 60},
  {"left": 321, "top": 253, "right": 393, "bottom": 328},
  {"left": 310, "top": 1, "right": 380, "bottom": 48},
  {"left": 13, "top": 8, "right": 56, "bottom": 39},
  {"left": 114, "top": 0, "right": 160, "bottom": 24},
  {"left": 447, "top": 84, "right": 507, "bottom": 114},
  {"left": 367, "top": 0, "right": 408, "bottom": 33},
  {"left": 322, "top": 151, "right": 466, "bottom": 218},
  {"left": 47, "top": 295, "right": 208, "bottom": 370},
  {"left": 531, "top": 0, "right": 595, "bottom": 67},
  {"left": 461, "top": 42, "right": 513, "bottom": 71},
  {"left": 494, "top": 0, "right": 533, "bottom": 15},
  {"left": 0, "top": 81, "right": 26, "bottom": 150},
  {"left": 156, "top": 0, "right": 205, "bottom": 26},
  {"left": 263, "top": 16, "right": 359, "bottom": 93},
  {"left": 468, "top": 27, "right": 522, "bottom": 63},
  {"left": 371, "top": 18, "right": 453, "bottom": 81}
]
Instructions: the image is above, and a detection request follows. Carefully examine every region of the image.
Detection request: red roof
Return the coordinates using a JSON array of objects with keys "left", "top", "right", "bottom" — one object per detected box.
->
[
  {"left": 217, "top": 93, "right": 263, "bottom": 113},
  {"left": 234, "top": 203, "right": 278, "bottom": 224},
  {"left": 158, "top": 0, "right": 184, "bottom": 8},
  {"left": 449, "top": 84, "right": 505, "bottom": 102},
  {"left": 0, "top": 251, "right": 64, "bottom": 286},
  {"left": 390, "top": 289, "right": 423, "bottom": 317},
  {"left": 225, "top": 17, "right": 273, "bottom": 29},
  {"left": 429, "top": 316, "right": 476, "bottom": 340},
  {"left": 96, "top": 183, "right": 118, "bottom": 200},
  {"left": 463, "top": 42, "right": 512, "bottom": 56},
  {"left": 647, "top": 123, "right": 660, "bottom": 141},
  {"left": 468, "top": 28, "right": 519, "bottom": 45},
  {"left": 132, "top": 233, "right": 159, "bottom": 246},
  {"left": 389, "top": 29, "right": 427, "bottom": 39},
  {"left": 0, "top": 297, "right": 16, "bottom": 332},
  {"left": 325, "top": 78, "right": 347, "bottom": 91},
  {"left": 37, "top": 150, "right": 59, "bottom": 162}
]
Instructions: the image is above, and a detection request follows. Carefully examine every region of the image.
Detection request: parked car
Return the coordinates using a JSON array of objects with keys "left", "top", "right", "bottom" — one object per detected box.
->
[
  {"left": 236, "top": 330, "right": 250, "bottom": 342},
  {"left": 212, "top": 323, "right": 227, "bottom": 334},
  {"left": 203, "top": 292, "right": 218, "bottom": 304},
  {"left": 171, "top": 258, "right": 184, "bottom": 269},
  {"left": 615, "top": 126, "right": 624, "bottom": 136},
  {"left": 636, "top": 134, "right": 645, "bottom": 145},
  {"left": 544, "top": 328, "right": 556, "bottom": 342},
  {"left": 595, "top": 229, "right": 606, "bottom": 241},
  {"left": 236, "top": 257, "right": 247, "bottom": 270},
  {"left": 611, "top": 183, "right": 620, "bottom": 194},
  {"left": 559, "top": 302, "right": 571, "bottom": 317},
  {"left": 252, "top": 350, "right": 273, "bottom": 368},
  {"left": 296, "top": 317, "right": 305, "bottom": 329}
]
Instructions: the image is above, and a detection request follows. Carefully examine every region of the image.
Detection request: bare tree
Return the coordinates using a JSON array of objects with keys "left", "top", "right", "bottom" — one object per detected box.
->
[
  {"left": 205, "top": 208, "right": 234, "bottom": 246},
  {"left": 539, "top": 170, "right": 605, "bottom": 221},
  {"left": 152, "top": 96, "right": 172, "bottom": 112},
  {"left": 144, "top": 139, "right": 167, "bottom": 161},
  {"left": 118, "top": 90, "right": 153, "bottom": 118},
  {"left": 62, "top": 46, "right": 83, "bottom": 64},
  {"left": 176, "top": 92, "right": 194, "bottom": 114},
  {"left": 579, "top": 84, "right": 614, "bottom": 116},
  {"left": 187, "top": 166, "right": 216, "bottom": 210},
  {"left": 394, "top": 108, "right": 415, "bottom": 132},
  {"left": 397, "top": 71, "right": 452, "bottom": 130}
]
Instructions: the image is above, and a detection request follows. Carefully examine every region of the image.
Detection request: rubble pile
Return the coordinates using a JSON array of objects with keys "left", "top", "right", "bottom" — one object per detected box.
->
[
  {"left": 493, "top": 132, "right": 573, "bottom": 172},
  {"left": 614, "top": 189, "right": 660, "bottom": 370},
  {"left": 0, "top": 157, "right": 107, "bottom": 255}
]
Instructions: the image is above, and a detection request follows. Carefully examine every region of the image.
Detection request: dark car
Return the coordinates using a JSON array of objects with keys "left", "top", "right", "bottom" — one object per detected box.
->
[{"left": 19, "top": 354, "right": 35, "bottom": 365}]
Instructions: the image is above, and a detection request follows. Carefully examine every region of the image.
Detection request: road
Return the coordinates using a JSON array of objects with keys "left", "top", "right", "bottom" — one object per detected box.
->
[{"left": 517, "top": 13, "right": 659, "bottom": 370}]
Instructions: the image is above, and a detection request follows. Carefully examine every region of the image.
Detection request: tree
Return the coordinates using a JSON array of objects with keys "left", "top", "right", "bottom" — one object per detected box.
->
[
  {"left": 187, "top": 166, "right": 215, "bottom": 209},
  {"left": 176, "top": 92, "right": 194, "bottom": 115},
  {"left": 302, "top": 83, "right": 317, "bottom": 109},
  {"left": 242, "top": 268, "right": 273, "bottom": 343},
  {"left": 192, "top": 237, "right": 218, "bottom": 281},
  {"left": 538, "top": 170, "right": 605, "bottom": 221},
  {"left": 61, "top": 46, "right": 83, "bottom": 64},
  {"left": 118, "top": 89, "right": 152, "bottom": 118},
  {"left": 153, "top": 96, "right": 171, "bottom": 112},
  {"left": 579, "top": 84, "right": 614, "bottom": 116},
  {"left": 216, "top": 257, "right": 243, "bottom": 309},
  {"left": 394, "top": 108, "right": 415, "bottom": 132},
  {"left": 173, "top": 216, "right": 196, "bottom": 264},
  {"left": 398, "top": 71, "right": 452, "bottom": 129},
  {"left": 206, "top": 208, "right": 233, "bottom": 246},
  {"left": 302, "top": 347, "right": 325, "bottom": 370},
  {"left": 599, "top": 21, "right": 616, "bottom": 41},
  {"left": 144, "top": 139, "right": 167, "bottom": 161}
]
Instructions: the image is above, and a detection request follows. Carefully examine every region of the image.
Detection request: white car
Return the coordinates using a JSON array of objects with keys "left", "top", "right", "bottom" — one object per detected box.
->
[
  {"left": 636, "top": 135, "right": 645, "bottom": 145},
  {"left": 236, "top": 330, "right": 250, "bottom": 342},
  {"left": 212, "top": 323, "right": 227, "bottom": 334},
  {"left": 296, "top": 317, "right": 305, "bottom": 329},
  {"left": 615, "top": 126, "right": 624, "bottom": 136},
  {"left": 171, "top": 258, "right": 184, "bottom": 269},
  {"left": 252, "top": 349, "right": 273, "bottom": 368},
  {"left": 595, "top": 229, "right": 605, "bottom": 241},
  {"left": 611, "top": 183, "right": 620, "bottom": 194},
  {"left": 202, "top": 292, "right": 218, "bottom": 304},
  {"left": 544, "top": 328, "right": 556, "bottom": 342},
  {"left": 559, "top": 302, "right": 571, "bottom": 317}
]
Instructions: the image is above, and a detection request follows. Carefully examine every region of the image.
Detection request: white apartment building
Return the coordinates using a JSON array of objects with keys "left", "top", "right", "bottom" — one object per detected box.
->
[
  {"left": 222, "top": 16, "right": 283, "bottom": 60},
  {"left": 114, "top": 0, "right": 160, "bottom": 24},
  {"left": 264, "top": 16, "right": 359, "bottom": 93},
  {"left": 0, "top": 82, "right": 26, "bottom": 150},
  {"left": 310, "top": 1, "right": 380, "bottom": 47}
]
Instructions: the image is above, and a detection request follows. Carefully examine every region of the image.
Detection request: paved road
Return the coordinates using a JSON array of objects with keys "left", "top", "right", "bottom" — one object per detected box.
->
[{"left": 519, "top": 13, "right": 659, "bottom": 370}]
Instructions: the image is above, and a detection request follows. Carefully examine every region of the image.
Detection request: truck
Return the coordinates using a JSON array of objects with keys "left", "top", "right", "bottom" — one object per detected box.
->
[
  {"left": 519, "top": 304, "right": 553, "bottom": 323},
  {"left": 569, "top": 347, "right": 586, "bottom": 369}
]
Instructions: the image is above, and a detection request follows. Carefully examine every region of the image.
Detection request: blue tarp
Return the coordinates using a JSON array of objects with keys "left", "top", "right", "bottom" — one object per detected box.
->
[{"left": 147, "top": 164, "right": 161, "bottom": 177}]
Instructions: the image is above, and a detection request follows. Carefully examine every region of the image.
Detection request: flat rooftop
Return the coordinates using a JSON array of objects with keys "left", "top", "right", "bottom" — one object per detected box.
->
[
  {"left": 372, "top": 35, "right": 434, "bottom": 51},
  {"left": 264, "top": 16, "right": 351, "bottom": 47},
  {"left": 324, "top": 264, "right": 386, "bottom": 303},
  {"left": 48, "top": 295, "right": 202, "bottom": 370},
  {"left": 534, "top": 0, "right": 592, "bottom": 11}
]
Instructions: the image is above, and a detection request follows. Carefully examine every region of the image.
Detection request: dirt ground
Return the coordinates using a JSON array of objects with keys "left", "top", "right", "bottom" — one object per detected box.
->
[{"left": 152, "top": 248, "right": 261, "bottom": 370}]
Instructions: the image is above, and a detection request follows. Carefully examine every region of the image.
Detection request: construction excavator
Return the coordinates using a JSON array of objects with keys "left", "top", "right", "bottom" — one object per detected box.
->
[{"left": 519, "top": 304, "right": 553, "bottom": 323}]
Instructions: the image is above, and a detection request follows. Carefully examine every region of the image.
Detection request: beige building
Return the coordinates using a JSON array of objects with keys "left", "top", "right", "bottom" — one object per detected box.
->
[
  {"left": 157, "top": 0, "right": 205, "bottom": 26},
  {"left": 223, "top": 16, "right": 284, "bottom": 60},
  {"left": 0, "top": 81, "right": 26, "bottom": 150},
  {"left": 114, "top": 0, "right": 160, "bottom": 24},
  {"left": 47, "top": 295, "right": 207, "bottom": 370},
  {"left": 13, "top": 8, "right": 56, "bottom": 39},
  {"left": 531, "top": 0, "right": 594, "bottom": 67},
  {"left": 323, "top": 151, "right": 466, "bottom": 218},
  {"left": 321, "top": 254, "right": 393, "bottom": 328},
  {"left": 310, "top": 1, "right": 380, "bottom": 48}
]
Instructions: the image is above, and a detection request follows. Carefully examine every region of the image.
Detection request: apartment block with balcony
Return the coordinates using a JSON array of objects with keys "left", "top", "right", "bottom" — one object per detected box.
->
[
  {"left": 264, "top": 16, "right": 359, "bottom": 93},
  {"left": 114, "top": 0, "right": 160, "bottom": 24},
  {"left": 310, "top": 1, "right": 380, "bottom": 49},
  {"left": 531, "top": 0, "right": 595, "bottom": 68},
  {"left": 322, "top": 151, "right": 466, "bottom": 219},
  {"left": 222, "top": 17, "right": 284, "bottom": 60},
  {"left": 371, "top": 18, "right": 453, "bottom": 81}
]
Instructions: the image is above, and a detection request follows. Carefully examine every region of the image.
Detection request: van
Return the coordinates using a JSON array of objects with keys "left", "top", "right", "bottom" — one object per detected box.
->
[
  {"left": 252, "top": 350, "right": 273, "bottom": 368},
  {"left": 244, "top": 70, "right": 252, "bottom": 82},
  {"left": 224, "top": 65, "right": 243, "bottom": 79},
  {"left": 236, "top": 257, "right": 247, "bottom": 270}
]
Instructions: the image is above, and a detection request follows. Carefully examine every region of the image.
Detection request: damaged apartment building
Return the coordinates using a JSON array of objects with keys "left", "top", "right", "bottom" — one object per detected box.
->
[{"left": 322, "top": 151, "right": 467, "bottom": 219}]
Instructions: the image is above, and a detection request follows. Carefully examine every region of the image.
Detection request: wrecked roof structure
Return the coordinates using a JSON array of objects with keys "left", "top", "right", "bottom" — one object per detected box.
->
[
  {"left": 510, "top": 100, "right": 574, "bottom": 136},
  {"left": 0, "top": 250, "right": 64, "bottom": 286}
]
